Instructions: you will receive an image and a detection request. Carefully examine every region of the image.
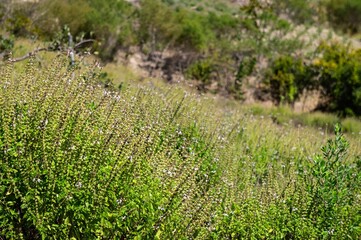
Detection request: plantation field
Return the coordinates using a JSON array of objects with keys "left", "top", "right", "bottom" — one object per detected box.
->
[{"left": 1, "top": 55, "right": 361, "bottom": 239}]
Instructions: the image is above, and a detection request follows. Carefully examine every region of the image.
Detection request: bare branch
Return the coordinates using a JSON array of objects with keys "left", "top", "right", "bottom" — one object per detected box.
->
[
  {"left": 74, "top": 39, "right": 96, "bottom": 49},
  {"left": 3, "top": 38, "right": 96, "bottom": 63},
  {"left": 10, "top": 47, "right": 49, "bottom": 63}
]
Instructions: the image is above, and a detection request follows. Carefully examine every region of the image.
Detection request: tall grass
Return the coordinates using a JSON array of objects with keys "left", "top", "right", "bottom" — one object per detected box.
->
[{"left": 1, "top": 56, "right": 360, "bottom": 239}]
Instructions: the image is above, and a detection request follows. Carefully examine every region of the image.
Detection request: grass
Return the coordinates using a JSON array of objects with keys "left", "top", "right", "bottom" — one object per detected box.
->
[{"left": 243, "top": 103, "right": 361, "bottom": 135}]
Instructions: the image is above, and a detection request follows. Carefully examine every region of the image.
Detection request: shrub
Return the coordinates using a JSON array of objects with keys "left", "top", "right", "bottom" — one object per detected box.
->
[
  {"left": 35, "top": 0, "right": 92, "bottom": 38},
  {"left": 264, "top": 55, "right": 314, "bottom": 106},
  {"left": 262, "top": 42, "right": 361, "bottom": 116},
  {"left": 5, "top": 8, "right": 34, "bottom": 36},
  {"left": 0, "top": 35, "right": 14, "bottom": 54},
  {"left": 207, "top": 11, "right": 239, "bottom": 38},
  {"left": 302, "top": 124, "right": 361, "bottom": 237},
  {"left": 12, "top": 0, "right": 136, "bottom": 60},
  {"left": 313, "top": 42, "right": 361, "bottom": 116},
  {"left": 138, "top": 0, "right": 181, "bottom": 52},
  {"left": 176, "top": 11, "right": 215, "bottom": 52},
  {"left": 186, "top": 59, "right": 215, "bottom": 89},
  {"left": 231, "top": 56, "right": 256, "bottom": 100},
  {"left": 85, "top": 0, "right": 137, "bottom": 59},
  {"left": 212, "top": 124, "right": 361, "bottom": 239}
]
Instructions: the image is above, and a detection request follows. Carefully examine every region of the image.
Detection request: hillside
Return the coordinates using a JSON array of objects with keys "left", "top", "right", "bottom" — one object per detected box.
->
[
  {"left": 1, "top": 0, "right": 361, "bottom": 239},
  {"left": 2, "top": 0, "right": 361, "bottom": 116}
]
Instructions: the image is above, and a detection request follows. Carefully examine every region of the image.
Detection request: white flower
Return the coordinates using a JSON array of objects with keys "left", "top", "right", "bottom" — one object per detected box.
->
[
  {"left": 75, "top": 181, "right": 82, "bottom": 188},
  {"left": 33, "top": 178, "right": 41, "bottom": 183}
]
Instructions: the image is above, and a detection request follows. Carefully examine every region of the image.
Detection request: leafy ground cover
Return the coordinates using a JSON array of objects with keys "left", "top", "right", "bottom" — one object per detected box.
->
[{"left": 1, "top": 55, "right": 361, "bottom": 239}]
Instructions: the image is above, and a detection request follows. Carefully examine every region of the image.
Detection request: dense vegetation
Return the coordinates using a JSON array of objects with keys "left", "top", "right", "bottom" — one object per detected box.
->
[
  {"left": 1, "top": 0, "right": 361, "bottom": 238},
  {"left": 264, "top": 42, "right": 361, "bottom": 116},
  {"left": 1, "top": 54, "right": 361, "bottom": 239}
]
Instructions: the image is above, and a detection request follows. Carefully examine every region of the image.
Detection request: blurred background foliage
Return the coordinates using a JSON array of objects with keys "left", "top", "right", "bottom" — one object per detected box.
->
[{"left": 1, "top": 0, "right": 361, "bottom": 117}]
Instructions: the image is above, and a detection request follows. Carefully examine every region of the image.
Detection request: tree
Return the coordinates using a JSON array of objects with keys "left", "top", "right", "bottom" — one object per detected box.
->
[{"left": 138, "top": 0, "right": 181, "bottom": 52}]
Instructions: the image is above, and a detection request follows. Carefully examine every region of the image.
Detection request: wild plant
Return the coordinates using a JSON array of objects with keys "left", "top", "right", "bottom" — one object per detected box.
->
[
  {"left": 302, "top": 123, "right": 361, "bottom": 238},
  {"left": 210, "top": 116, "right": 361, "bottom": 239},
  {"left": 0, "top": 56, "right": 222, "bottom": 239}
]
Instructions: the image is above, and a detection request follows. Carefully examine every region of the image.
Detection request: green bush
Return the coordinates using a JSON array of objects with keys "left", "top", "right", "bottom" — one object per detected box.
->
[
  {"left": 0, "top": 35, "right": 14, "bottom": 53},
  {"left": 207, "top": 11, "right": 239, "bottom": 38},
  {"left": 264, "top": 55, "right": 314, "bottom": 106},
  {"left": 84, "top": 0, "right": 137, "bottom": 59},
  {"left": 262, "top": 42, "right": 361, "bottom": 116},
  {"left": 138, "top": 0, "right": 182, "bottom": 51},
  {"left": 313, "top": 42, "right": 361, "bottom": 116},
  {"left": 176, "top": 11, "right": 215, "bottom": 52},
  {"left": 231, "top": 56, "right": 256, "bottom": 100},
  {"left": 186, "top": 59, "right": 215, "bottom": 89},
  {"left": 35, "top": 0, "right": 92, "bottom": 38},
  {"left": 8, "top": 0, "right": 136, "bottom": 60},
  {"left": 213, "top": 199, "right": 317, "bottom": 239},
  {"left": 302, "top": 124, "right": 361, "bottom": 237},
  {"left": 5, "top": 8, "right": 34, "bottom": 36},
  {"left": 1, "top": 55, "right": 361, "bottom": 238}
]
